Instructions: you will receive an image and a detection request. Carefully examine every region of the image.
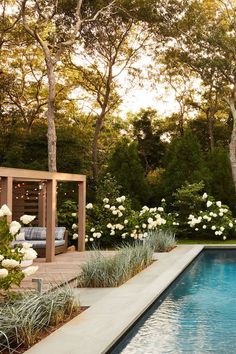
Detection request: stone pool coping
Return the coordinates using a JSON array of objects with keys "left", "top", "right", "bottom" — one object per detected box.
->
[{"left": 25, "top": 245, "right": 204, "bottom": 354}]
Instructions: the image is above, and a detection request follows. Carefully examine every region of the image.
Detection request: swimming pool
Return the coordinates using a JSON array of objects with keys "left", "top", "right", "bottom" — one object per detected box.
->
[{"left": 110, "top": 249, "right": 236, "bottom": 354}]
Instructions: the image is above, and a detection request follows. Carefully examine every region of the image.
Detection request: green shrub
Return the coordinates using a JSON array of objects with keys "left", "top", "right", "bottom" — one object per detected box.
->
[
  {"left": 78, "top": 242, "right": 154, "bottom": 287},
  {"left": 148, "top": 230, "right": 176, "bottom": 252},
  {"left": 0, "top": 285, "right": 80, "bottom": 351}
]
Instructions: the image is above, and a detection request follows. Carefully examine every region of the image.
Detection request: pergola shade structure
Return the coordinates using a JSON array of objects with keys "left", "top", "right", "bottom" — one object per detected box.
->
[{"left": 0, "top": 167, "right": 86, "bottom": 262}]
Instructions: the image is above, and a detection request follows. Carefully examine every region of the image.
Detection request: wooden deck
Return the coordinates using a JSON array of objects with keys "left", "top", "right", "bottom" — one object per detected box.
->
[{"left": 19, "top": 250, "right": 116, "bottom": 292}]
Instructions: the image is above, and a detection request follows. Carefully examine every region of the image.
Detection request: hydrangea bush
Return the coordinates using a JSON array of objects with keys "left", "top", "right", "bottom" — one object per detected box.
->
[
  {"left": 187, "top": 193, "right": 236, "bottom": 240},
  {"left": 85, "top": 197, "right": 176, "bottom": 247},
  {"left": 0, "top": 205, "right": 38, "bottom": 291}
]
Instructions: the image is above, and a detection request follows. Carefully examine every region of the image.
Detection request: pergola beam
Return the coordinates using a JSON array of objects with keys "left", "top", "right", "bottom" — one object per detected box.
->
[{"left": 0, "top": 167, "right": 85, "bottom": 182}]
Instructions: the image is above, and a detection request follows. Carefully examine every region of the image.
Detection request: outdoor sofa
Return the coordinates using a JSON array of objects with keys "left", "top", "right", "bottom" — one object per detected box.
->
[{"left": 11, "top": 226, "right": 68, "bottom": 257}]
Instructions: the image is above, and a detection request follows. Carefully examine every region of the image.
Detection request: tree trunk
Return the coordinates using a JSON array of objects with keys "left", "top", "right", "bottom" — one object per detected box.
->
[
  {"left": 45, "top": 58, "right": 57, "bottom": 172},
  {"left": 206, "top": 109, "right": 215, "bottom": 151},
  {"left": 92, "top": 115, "right": 104, "bottom": 181},
  {"left": 229, "top": 99, "right": 236, "bottom": 191}
]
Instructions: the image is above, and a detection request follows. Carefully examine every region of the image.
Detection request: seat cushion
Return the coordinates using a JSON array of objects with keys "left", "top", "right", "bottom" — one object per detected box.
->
[
  {"left": 11, "top": 239, "right": 65, "bottom": 249},
  {"left": 22, "top": 227, "right": 66, "bottom": 240}
]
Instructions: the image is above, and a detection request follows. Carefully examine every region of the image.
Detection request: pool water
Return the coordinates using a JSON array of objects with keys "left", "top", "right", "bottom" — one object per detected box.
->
[{"left": 110, "top": 250, "right": 236, "bottom": 354}]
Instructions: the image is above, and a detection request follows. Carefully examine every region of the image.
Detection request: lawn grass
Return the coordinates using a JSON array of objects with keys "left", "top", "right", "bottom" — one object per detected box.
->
[{"left": 177, "top": 238, "right": 236, "bottom": 244}]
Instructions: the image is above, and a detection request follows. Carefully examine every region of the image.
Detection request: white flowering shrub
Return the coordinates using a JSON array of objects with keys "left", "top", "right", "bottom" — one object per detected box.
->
[
  {"left": 187, "top": 193, "right": 236, "bottom": 240},
  {"left": 85, "top": 197, "right": 176, "bottom": 248},
  {"left": 0, "top": 205, "right": 38, "bottom": 291}
]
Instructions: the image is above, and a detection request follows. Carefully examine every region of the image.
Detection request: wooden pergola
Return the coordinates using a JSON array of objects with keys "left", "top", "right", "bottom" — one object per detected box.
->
[{"left": 0, "top": 167, "right": 86, "bottom": 262}]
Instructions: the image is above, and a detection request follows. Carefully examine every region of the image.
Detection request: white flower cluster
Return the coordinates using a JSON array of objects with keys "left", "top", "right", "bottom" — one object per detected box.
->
[
  {"left": 188, "top": 196, "right": 236, "bottom": 240},
  {"left": 19, "top": 242, "right": 38, "bottom": 261},
  {"left": 0, "top": 204, "right": 12, "bottom": 217},
  {"left": 20, "top": 214, "right": 36, "bottom": 225}
]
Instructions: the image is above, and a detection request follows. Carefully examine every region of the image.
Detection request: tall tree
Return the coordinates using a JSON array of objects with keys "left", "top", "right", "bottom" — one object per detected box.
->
[
  {"left": 156, "top": 0, "right": 236, "bottom": 189},
  {"left": 68, "top": 12, "right": 150, "bottom": 180},
  {"left": 21, "top": 0, "right": 115, "bottom": 171}
]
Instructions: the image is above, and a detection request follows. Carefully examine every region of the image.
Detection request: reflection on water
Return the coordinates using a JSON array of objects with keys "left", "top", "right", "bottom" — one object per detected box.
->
[{"left": 111, "top": 250, "right": 236, "bottom": 354}]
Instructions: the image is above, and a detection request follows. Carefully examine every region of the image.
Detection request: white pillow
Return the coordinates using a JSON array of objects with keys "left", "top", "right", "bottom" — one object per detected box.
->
[{"left": 15, "top": 232, "right": 25, "bottom": 241}]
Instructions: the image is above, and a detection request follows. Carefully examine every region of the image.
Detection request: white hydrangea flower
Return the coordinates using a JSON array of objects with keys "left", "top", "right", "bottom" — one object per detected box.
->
[
  {"left": 120, "top": 196, "right": 126, "bottom": 202},
  {"left": 202, "top": 225, "right": 207, "bottom": 229},
  {"left": 107, "top": 223, "right": 113, "bottom": 229},
  {"left": 124, "top": 220, "right": 128, "bottom": 225},
  {"left": 21, "top": 248, "right": 37, "bottom": 261},
  {"left": 161, "top": 198, "right": 166, "bottom": 202},
  {"left": 1, "top": 204, "right": 12, "bottom": 216},
  {"left": 0, "top": 255, "right": 4, "bottom": 261},
  {"left": 110, "top": 206, "right": 116, "bottom": 210},
  {"left": 103, "top": 198, "right": 109, "bottom": 203},
  {"left": 22, "top": 242, "right": 33, "bottom": 249},
  {"left": 72, "top": 233, "right": 78, "bottom": 240},
  {"left": 219, "top": 212, "right": 223, "bottom": 217},
  {"left": 202, "top": 193, "right": 208, "bottom": 200},
  {"left": 71, "top": 213, "right": 76, "bottom": 217},
  {"left": 0, "top": 268, "right": 8, "bottom": 279},
  {"left": 118, "top": 205, "right": 125, "bottom": 211},
  {"left": 72, "top": 223, "right": 77, "bottom": 230},
  {"left": 148, "top": 217, "right": 153, "bottom": 224},
  {"left": 110, "top": 230, "right": 115, "bottom": 235},
  {"left": 142, "top": 223, "right": 147, "bottom": 229},
  {"left": 20, "top": 214, "right": 36, "bottom": 225},
  {"left": 195, "top": 228, "right": 199, "bottom": 231},
  {"left": 96, "top": 232, "right": 102, "bottom": 238},
  {"left": 0, "top": 268, "right": 8, "bottom": 278},
  {"left": 229, "top": 222, "right": 233, "bottom": 228},
  {"left": 22, "top": 266, "right": 38, "bottom": 277},
  {"left": 220, "top": 226, "right": 225, "bottom": 232},
  {"left": 223, "top": 236, "right": 227, "bottom": 240},
  {"left": 112, "top": 210, "right": 118, "bottom": 215},
  {"left": 216, "top": 201, "right": 222, "bottom": 207},
  {"left": 9, "top": 221, "right": 21, "bottom": 236},
  {"left": 157, "top": 207, "right": 164, "bottom": 212},
  {"left": 89, "top": 237, "right": 94, "bottom": 241},
  {"left": 116, "top": 197, "right": 122, "bottom": 203},
  {"left": 90, "top": 228, "right": 95, "bottom": 232},
  {"left": 206, "top": 201, "right": 213, "bottom": 208},
  {"left": 86, "top": 203, "right": 93, "bottom": 209},
  {"left": 2, "top": 259, "right": 20, "bottom": 268},
  {"left": 142, "top": 206, "right": 149, "bottom": 211},
  {"left": 118, "top": 212, "right": 123, "bottom": 217},
  {"left": 104, "top": 204, "right": 110, "bottom": 209},
  {"left": 211, "top": 226, "right": 216, "bottom": 230}
]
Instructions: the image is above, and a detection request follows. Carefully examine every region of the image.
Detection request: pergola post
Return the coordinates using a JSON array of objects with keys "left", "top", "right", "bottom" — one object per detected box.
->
[
  {"left": 78, "top": 180, "right": 86, "bottom": 251},
  {"left": 38, "top": 182, "right": 46, "bottom": 227},
  {"left": 1, "top": 177, "right": 13, "bottom": 222},
  {"left": 46, "top": 179, "right": 57, "bottom": 262}
]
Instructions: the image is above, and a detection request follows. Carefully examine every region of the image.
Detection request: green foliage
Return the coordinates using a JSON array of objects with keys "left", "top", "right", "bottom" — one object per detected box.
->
[
  {"left": 0, "top": 285, "right": 79, "bottom": 350},
  {"left": 132, "top": 108, "right": 166, "bottom": 173},
  {"left": 206, "top": 148, "right": 236, "bottom": 212},
  {"left": 148, "top": 230, "right": 176, "bottom": 252},
  {"left": 57, "top": 199, "right": 77, "bottom": 246},
  {"left": 162, "top": 131, "right": 210, "bottom": 196},
  {"left": 108, "top": 138, "right": 149, "bottom": 208},
  {"left": 78, "top": 242, "right": 153, "bottom": 287},
  {"left": 172, "top": 182, "right": 206, "bottom": 235}
]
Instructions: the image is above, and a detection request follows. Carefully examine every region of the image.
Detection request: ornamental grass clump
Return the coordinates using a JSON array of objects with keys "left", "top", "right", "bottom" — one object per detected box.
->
[
  {"left": 78, "top": 242, "right": 154, "bottom": 287},
  {"left": 147, "top": 230, "right": 176, "bottom": 252},
  {"left": 0, "top": 204, "right": 38, "bottom": 292},
  {"left": 0, "top": 285, "right": 80, "bottom": 351}
]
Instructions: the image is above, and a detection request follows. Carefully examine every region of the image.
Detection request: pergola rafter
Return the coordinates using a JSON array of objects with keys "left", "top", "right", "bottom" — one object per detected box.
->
[{"left": 0, "top": 167, "right": 86, "bottom": 262}]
